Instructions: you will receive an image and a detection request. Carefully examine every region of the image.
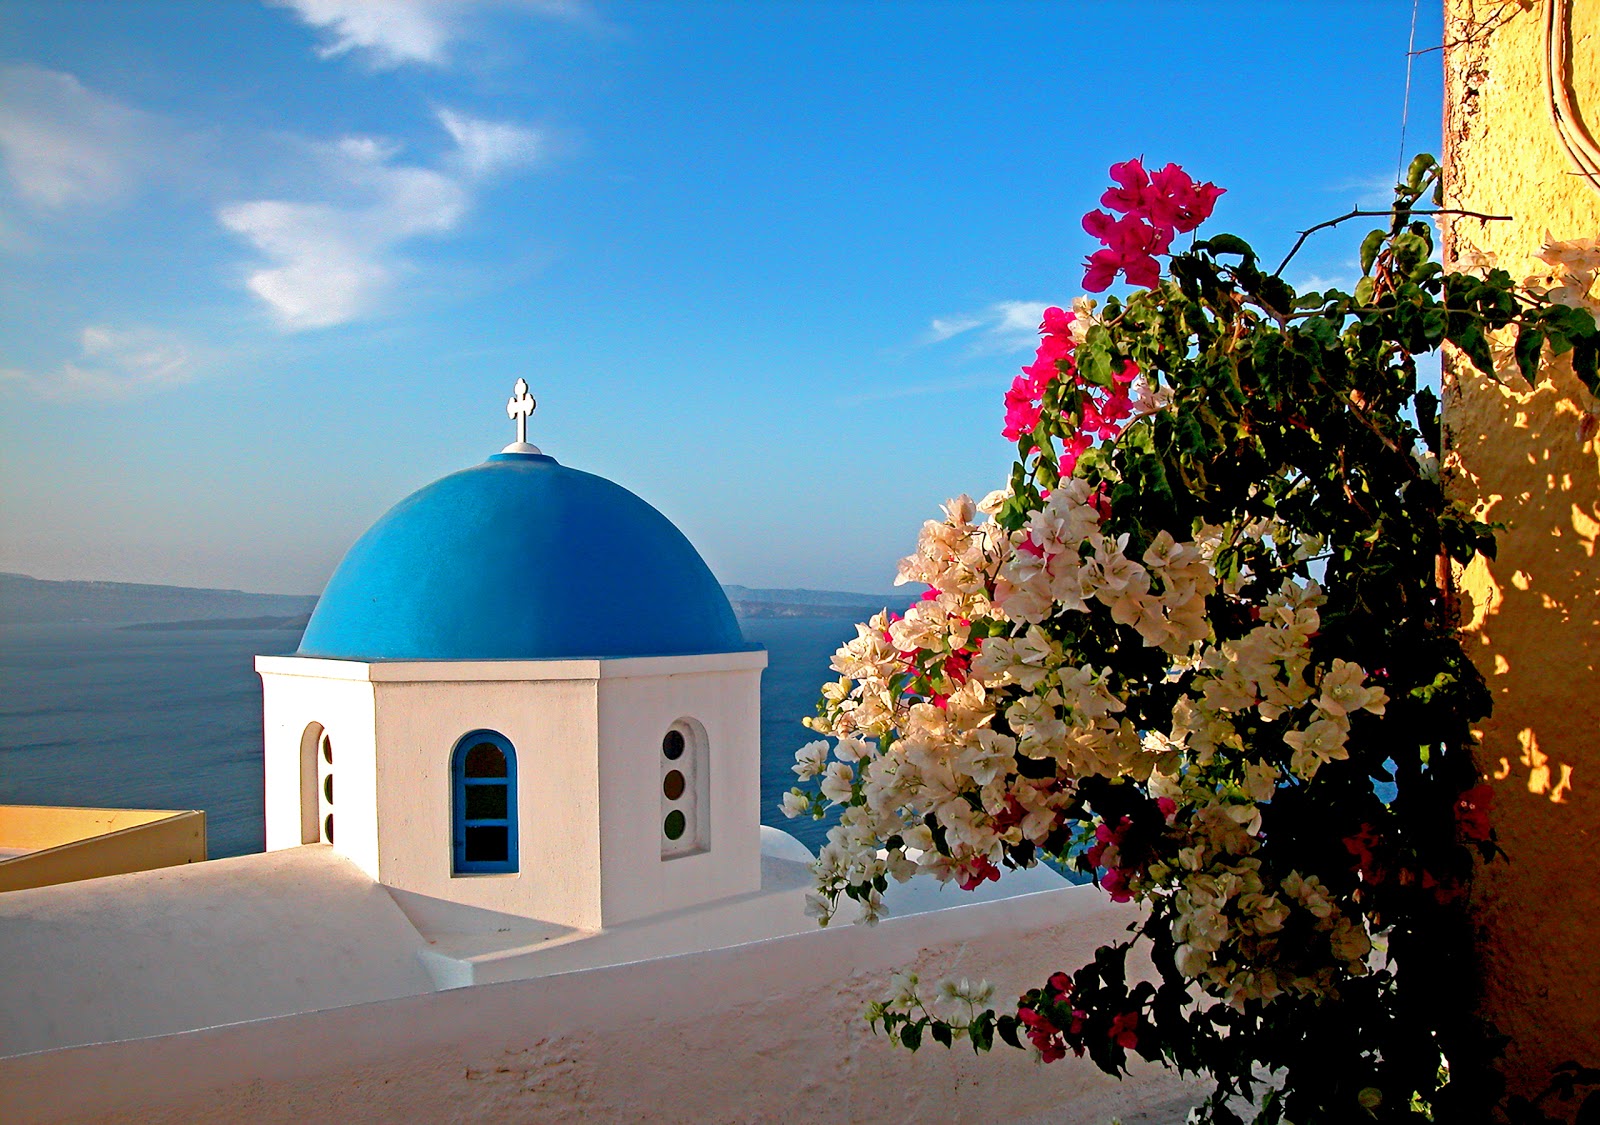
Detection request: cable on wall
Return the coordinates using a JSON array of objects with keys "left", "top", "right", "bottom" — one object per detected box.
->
[{"left": 1545, "top": 0, "right": 1600, "bottom": 197}]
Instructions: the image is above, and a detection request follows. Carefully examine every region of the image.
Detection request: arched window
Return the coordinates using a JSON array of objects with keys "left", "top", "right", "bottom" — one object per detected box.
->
[
  {"left": 451, "top": 731, "right": 518, "bottom": 874},
  {"left": 660, "top": 718, "right": 708, "bottom": 858},
  {"left": 299, "top": 722, "right": 333, "bottom": 845}
]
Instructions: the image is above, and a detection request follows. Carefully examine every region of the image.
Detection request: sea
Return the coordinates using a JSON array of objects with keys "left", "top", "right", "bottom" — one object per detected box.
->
[{"left": 0, "top": 617, "right": 868, "bottom": 857}]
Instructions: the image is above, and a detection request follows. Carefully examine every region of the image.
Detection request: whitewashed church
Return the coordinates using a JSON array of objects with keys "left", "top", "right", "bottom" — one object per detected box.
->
[{"left": 0, "top": 386, "right": 1192, "bottom": 1124}]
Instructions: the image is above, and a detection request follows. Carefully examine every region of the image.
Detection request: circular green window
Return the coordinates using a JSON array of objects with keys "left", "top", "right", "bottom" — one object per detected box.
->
[{"left": 663, "top": 809, "right": 687, "bottom": 841}]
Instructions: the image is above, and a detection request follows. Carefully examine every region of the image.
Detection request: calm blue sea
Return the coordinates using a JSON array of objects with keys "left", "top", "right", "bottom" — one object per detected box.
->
[{"left": 0, "top": 618, "right": 864, "bottom": 857}]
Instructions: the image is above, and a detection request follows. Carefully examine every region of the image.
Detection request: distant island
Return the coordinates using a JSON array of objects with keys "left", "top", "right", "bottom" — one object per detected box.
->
[
  {"left": 1, "top": 573, "right": 910, "bottom": 631},
  {"left": 120, "top": 614, "right": 314, "bottom": 632}
]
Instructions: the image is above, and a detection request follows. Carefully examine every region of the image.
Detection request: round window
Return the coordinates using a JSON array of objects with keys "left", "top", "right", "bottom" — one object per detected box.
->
[
  {"left": 662, "top": 729, "right": 685, "bottom": 760},
  {"left": 662, "top": 769, "right": 686, "bottom": 800}
]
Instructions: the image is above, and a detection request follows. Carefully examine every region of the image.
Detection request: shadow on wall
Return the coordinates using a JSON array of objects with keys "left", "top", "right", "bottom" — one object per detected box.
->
[
  {"left": 1449, "top": 353, "right": 1597, "bottom": 804},
  {"left": 1444, "top": 346, "right": 1600, "bottom": 1077}
]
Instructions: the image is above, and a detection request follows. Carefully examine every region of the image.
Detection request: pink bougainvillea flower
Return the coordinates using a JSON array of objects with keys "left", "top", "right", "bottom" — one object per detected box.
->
[
  {"left": 1058, "top": 432, "right": 1093, "bottom": 476},
  {"left": 1109, "top": 1011, "right": 1140, "bottom": 1050},
  {"left": 1121, "top": 252, "right": 1162, "bottom": 289},
  {"left": 1081, "top": 158, "right": 1222, "bottom": 290},
  {"left": 1040, "top": 305, "right": 1074, "bottom": 336},
  {"left": 957, "top": 855, "right": 1001, "bottom": 891},
  {"left": 1455, "top": 784, "right": 1494, "bottom": 842},
  {"left": 1343, "top": 824, "right": 1385, "bottom": 883},
  {"left": 1101, "top": 213, "right": 1173, "bottom": 259},
  {"left": 1082, "top": 208, "right": 1120, "bottom": 242},
  {"left": 1173, "top": 179, "right": 1226, "bottom": 233},
  {"left": 1099, "top": 868, "right": 1132, "bottom": 902},
  {"left": 1047, "top": 972, "right": 1072, "bottom": 998},
  {"left": 1100, "top": 157, "right": 1150, "bottom": 214},
  {"left": 1003, "top": 375, "right": 1044, "bottom": 440},
  {"left": 1083, "top": 248, "right": 1123, "bottom": 293},
  {"left": 1018, "top": 1007, "right": 1068, "bottom": 1063}
]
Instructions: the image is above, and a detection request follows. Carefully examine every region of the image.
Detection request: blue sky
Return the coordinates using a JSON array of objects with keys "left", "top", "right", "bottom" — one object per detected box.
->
[{"left": 0, "top": 0, "right": 1443, "bottom": 596}]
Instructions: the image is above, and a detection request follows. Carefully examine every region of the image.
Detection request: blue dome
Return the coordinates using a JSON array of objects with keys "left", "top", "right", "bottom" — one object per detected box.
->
[{"left": 298, "top": 452, "right": 752, "bottom": 661}]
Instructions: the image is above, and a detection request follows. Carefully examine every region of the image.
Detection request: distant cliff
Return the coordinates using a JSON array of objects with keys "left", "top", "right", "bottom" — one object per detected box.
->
[
  {"left": 0, "top": 573, "right": 318, "bottom": 626},
  {"left": 1, "top": 573, "right": 910, "bottom": 629}
]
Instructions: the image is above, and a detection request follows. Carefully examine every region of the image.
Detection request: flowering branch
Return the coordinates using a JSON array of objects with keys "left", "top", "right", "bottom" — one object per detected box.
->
[{"left": 786, "top": 154, "right": 1597, "bottom": 1124}]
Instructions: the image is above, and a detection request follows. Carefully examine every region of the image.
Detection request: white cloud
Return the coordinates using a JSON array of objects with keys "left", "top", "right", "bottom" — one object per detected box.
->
[
  {"left": 1332, "top": 172, "right": 1401, "bottom": 210},
  {"left": 1, "top": 325, "right": 194, "bottom": 400},
  {"left": 275, "top": 0, "right": 591, "bottom": 69},
  {"left": 437, "top": 108, "right": 542, "bottom": 177},
  {"left": 925, "top": 314, "right": 981, "bottom": 344},
  {"left": 920, "top": 300, "right": 1049, "bottom": 355},
  {"left": 218, "top": 112, "right": 540, "bottom": 330},
  {"left": 0, "top": 65, "right": 162, "bottom": 209}
]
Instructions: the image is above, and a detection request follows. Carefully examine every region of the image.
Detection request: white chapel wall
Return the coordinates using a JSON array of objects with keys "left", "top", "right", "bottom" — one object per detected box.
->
[
  {"left": 259, "top": 662, "right": 377, "bottom": 863},
  {"left": 370, "top": 673, "right": 604, "bottom": 930},
  {"left": 595, "top": 653, "right": 766, "bottom": 926}
]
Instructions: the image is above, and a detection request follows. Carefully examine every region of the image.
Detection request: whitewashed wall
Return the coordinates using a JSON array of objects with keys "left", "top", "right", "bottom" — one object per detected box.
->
[
  {"left": 259, "top": 652, "right": 767, "bottom": 933},
  {"left": 596, "top": 658, "right": 765, "bottom": 925},
  {"left": 0, "top": 885, "right": 1204, "bottom": 1125}
]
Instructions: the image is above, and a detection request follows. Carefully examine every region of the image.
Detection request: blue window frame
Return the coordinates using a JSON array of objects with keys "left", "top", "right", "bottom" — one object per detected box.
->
[{"left": 451, "top": 730, "right": 518, "bottom": 874}]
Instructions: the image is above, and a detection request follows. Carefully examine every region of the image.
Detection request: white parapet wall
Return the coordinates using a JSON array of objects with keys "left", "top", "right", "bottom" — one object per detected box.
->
[{"left": 0, "top": 882, "right": 1204, "bottom": 1125}]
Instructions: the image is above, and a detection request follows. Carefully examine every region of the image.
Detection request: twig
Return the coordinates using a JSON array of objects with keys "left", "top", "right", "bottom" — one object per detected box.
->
[{"left": 1272, "top": 208, "right": 1512, "bottom": 277}]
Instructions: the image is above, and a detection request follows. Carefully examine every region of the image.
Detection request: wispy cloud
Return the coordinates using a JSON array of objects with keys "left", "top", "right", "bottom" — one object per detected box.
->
[
  {"left": 218, "top": 110, "right": 543, "bottom": 330},
  {"left": 1330, "top": 172, "right": 1400, "bottom": 211},
  {"left": 274, "top": 0, "right": 592, "bottom": 69},
  {"left": 436, "top": 107, "right": 543, "bottom": 177},
  {"left": 918, "top": 300, "right": 1047, "bottom": 356},
  {"left": 841, "top": 372, "right": 1003, "bottom": 407},
  {"left": 0, "top": 65, "right": 166, "bottom": 209},
  {"left": 1, "top": 325, "right": 194, "bottom": 400}
]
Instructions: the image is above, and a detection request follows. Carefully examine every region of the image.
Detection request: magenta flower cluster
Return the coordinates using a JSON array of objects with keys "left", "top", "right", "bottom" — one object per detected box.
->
[{"left": 1081, "top": 158, "right": 1225, "bottom": 291}]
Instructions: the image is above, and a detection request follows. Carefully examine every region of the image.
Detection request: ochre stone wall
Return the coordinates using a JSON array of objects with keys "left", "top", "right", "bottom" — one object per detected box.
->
[{"left": 1441, "top": 0, "right": 1599, "bottom": 1105}]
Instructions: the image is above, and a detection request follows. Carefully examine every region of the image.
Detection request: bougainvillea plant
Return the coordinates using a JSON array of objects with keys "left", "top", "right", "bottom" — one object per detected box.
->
[{"left": 783, "top": 155, "right": 1600, "bottom": 1124}]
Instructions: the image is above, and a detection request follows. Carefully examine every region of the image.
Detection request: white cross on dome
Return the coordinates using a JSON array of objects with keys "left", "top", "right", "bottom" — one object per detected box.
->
[{"left": 503, "top": 379, "right": 541, "bottom": 454}]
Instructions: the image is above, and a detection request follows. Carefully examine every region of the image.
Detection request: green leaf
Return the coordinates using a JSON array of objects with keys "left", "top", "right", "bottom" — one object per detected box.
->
[
  {"left": 900, "top": 1022, "right": 923, "bottom": 1050},
  {"left": 1449, "top": 320, "right": 1498, "bottom": 380},
  {"left": 1514, "top": 326, "right": 1545, "bottom": 385},
  {"left": 931, "top": 1021, "right": 953, "bottom": 1049},
  {"left": 1359, "top": 229, "right": 1385, "bottom": 275},
  {"left": 1392, "top": 232, "right": 1429, "bottom": 272},
  {"left": 970, "top": 1011, "right": 995, "bottom": 1053},
  {"left": 1199, "top": 233, "right": 1255, "bottom": 263},
  {"left": 1406, "top": 152, "right": 1438, "bottom": 191}
]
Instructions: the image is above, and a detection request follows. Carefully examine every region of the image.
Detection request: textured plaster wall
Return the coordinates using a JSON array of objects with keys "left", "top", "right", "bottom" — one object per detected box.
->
[
  {"left": 0, "top": 886, "right": 1203, "bottom": 1125},
  {"left": 1441, "top": 0, "right": 1600, "bottom": 1100}
]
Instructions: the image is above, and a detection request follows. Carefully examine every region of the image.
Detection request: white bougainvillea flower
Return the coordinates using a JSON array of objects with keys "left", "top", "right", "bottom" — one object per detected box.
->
[
  {"left": 818, "top": 761, "right": 855, "bottom": 804},
  {"left": 1315, "top": 658, "right": 1388, "bottom": 718},
  {"left": 1284, "top": 718, "right": 1351, "bottom": 779},
  {"left": 793, "top": 739, "right": 831, "bottom": 780}
]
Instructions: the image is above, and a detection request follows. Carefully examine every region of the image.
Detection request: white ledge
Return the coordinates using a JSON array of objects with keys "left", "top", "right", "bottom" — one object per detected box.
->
[{"left": 255, "top": 649, "right": 769, "bottom": 682}]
